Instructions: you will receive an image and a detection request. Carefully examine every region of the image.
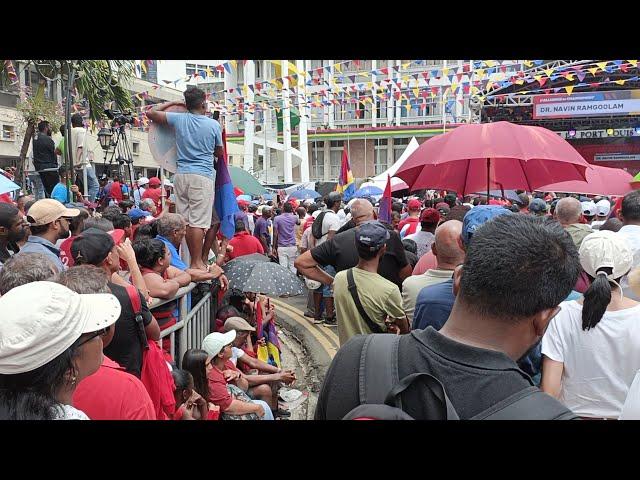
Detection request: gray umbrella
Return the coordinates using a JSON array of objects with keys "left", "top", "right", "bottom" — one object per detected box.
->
[
  {"left": 223, "top": 254, "right": 271, "bottom": 291},
  {"left": 237, "top": 262, "right": 304, "bottom": 297}
]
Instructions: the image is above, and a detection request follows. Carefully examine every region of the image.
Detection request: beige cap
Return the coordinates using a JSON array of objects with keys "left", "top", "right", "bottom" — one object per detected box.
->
[
  {"left": 223, "top": 316, "right": 256, "bottom": 333},
  {"left": 579, "top": 230, "right": 633, "bottom": 280},
  {"left": 27, "top": 199, "right": 80, "bottom": 226},
  {"left": 0, "top": 282, "right": 121, "bottom": 374}
]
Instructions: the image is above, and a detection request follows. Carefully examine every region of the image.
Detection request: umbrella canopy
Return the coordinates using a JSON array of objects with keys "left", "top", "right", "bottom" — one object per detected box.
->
[
  {"left": 0, "top": 173, "right": 20, "bottom": 195},
  {"left": 236, "top": 194, "right": 252, "bottom": 202},
  {"left": 395, "top": 121, "right": 591, "bottom": 196},
  {"left": 225, "top": 258, "right": 303, "bottom": 296},
  {"left": 354, "top": 185, "right": 383, "bottom": 197},
  {"left": 229, "top": 166, "right": 267, "bottom": 196},
  {"left": 288, "top": 189, "right": 320, "bottom": 200},
  {"left": 536, "top": 165, "right": 634, "bottom": 196},
  {"left": 471, "top": 189, "right": 521, "bottom": 203}
]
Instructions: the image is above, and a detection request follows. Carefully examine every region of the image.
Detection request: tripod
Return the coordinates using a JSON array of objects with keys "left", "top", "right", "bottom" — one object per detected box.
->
[{"left": 100, "top": 122, "right": 137, "bottom": 202}]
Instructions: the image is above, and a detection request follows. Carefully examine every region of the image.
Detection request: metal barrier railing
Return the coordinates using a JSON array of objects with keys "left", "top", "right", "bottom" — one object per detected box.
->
[{"left": 157, "top": 281, "right": 218, "bottom": 368}]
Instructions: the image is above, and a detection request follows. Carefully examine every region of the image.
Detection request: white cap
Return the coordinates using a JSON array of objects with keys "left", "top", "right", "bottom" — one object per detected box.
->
[
  {"left": 0, "top": 282, "right": 121, "bottom": 374},
  {"left": 137, "top": 176, "right": 149, "bottom": 186},
  {"left": 163, "top": 179, "right": 173, "bottom": 188},
  {"left": 201, "top": 331, "right": 236, "bottom": 357},
  {"left": 579, "top": 230, "right": 633, "bottom": 280},
  {"left": 581, "top": 200, "right": 597, "bottom": 216},
  {"left": 596, "top": 199, "right": 611, "bottom": 217}
]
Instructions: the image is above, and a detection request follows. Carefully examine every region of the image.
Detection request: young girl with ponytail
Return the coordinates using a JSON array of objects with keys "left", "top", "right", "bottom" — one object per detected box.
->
[{"left": 541, "top": 230, "right": 640, "bottom": 419}]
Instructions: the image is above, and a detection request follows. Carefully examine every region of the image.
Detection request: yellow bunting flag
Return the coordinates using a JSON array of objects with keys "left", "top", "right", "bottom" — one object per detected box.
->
[
  {"left": 524, "top": 60, "right": 533, "bottom": 67},
  {"left": 565, "top": 86, "right": 574, "bottom": 95},
  {"left": 230, "top": 60, "right": 237, "bottom": 68},
  {"left": 614, "top": 79, "right": 626, "bottom": 85},
  {"left": 544, "top": 68, "right": 554, "bottom": 77},
  {"left": 588, "top": 67, "right": 599, "bottom": 76},
  {"left": 413, "top": 87, "right": 419, "bottom": 98},
  {"left": 335, "top": 63, "right": 342, "bottom": 73},
  {"left": 485, "top": 60, "right": 496, "bottom": 67},
  {"left": 596, "top": 61, "right": 608, "bottom": 71},
  {"left": 628, "top": 60, "right": 638, "bottom": 67},
  {"left": 140, "top": 61, "right": 147, "bottom": 74}
]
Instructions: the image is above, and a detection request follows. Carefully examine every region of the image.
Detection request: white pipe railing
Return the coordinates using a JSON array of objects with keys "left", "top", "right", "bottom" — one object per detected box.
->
[{"left": 157, "top": 282, "right": 215, "bottom": 367}]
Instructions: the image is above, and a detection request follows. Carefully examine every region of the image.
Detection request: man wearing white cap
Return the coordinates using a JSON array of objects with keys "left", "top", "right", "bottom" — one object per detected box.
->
[
  {"left": 0, "top": 281, "right": 121, "bottom": 420},
  {"left": 581, "top": 200, "right": 597, "bottom": 225},
  {"left": 590, "top": 199, "right": 611, "bottom": 230},
  {"left": 16, "top": 199, "right": 80, "bottom": 272},
  {"left": 541, "top": 230, "right": 640, "bottom": 419},
  {"left": 201, "top": 331, "right": 274, "bottom": 420},
  {"left": 133, "top": 176, "right": 149, "bottom": 207}
]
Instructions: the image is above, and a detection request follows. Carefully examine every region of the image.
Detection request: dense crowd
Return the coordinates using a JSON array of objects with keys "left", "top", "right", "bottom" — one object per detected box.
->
[{"left": 3, "top": 82, "right": 640, "bottom": 421}]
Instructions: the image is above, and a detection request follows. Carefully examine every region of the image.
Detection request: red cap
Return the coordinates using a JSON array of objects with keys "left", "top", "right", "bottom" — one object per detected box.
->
[
  {"left": 108, "top": 229, "right": 126, "bottom": 245},
  {"left": 148, "top": 177, "right": 161, "bottom": 187},
  {"left": 420, "top": 208, "right": 441, "bottom": 224},
  {"left": 407, "top": 199, "right": 422, "bottom": 210},
  {"left": 237, "top": 199, "right": 250, "bottom": 207}
]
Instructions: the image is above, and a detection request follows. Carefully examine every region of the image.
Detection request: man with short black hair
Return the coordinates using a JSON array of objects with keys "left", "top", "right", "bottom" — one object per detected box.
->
[
  {"left": 316, "top": 214, "right": 581, "bottom": 420},
  {"left": 17, "top": 199, "right": 80, "bottom": 272},
  {"left": 228, "top": 217, "right": 264, "bottom": 260},
  {"left": 273, "top": 202, "right": 300, "bottom": 274},
  {"left": 0, "top": 203, "right": 28, "bottom": 264},
  {"left": 70, "top": 113, "right": 100, "bottom": 201},
  {"left": 146, "top": 87, "right": 223, "bottom": 272},
  {"left": 32, "top": 121, "right": 59, "bottom": 197}
]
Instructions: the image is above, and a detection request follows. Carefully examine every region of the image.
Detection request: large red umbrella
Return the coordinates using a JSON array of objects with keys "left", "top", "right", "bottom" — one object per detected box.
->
[
  {"left": 536, "top": 165, "right": 634, "bottom": 196},
  {"left": 395, "top": 121, "right": 592, "bottom": 196}
]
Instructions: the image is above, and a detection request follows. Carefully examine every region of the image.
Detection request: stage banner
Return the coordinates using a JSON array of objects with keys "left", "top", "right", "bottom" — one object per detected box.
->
[{"left": 533, "top": 90, "right": 640, "bottom": 119}]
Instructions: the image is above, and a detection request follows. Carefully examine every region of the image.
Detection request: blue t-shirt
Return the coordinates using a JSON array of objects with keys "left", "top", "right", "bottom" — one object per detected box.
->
[
  {"left": 51, "top": 183, "right": 69, "bottom": 204},
  {"left": 157, "top": 235, "right": 188, "bottom": 271},
  {"left": 166, "top": 112, "right": 222, "bottom": 179}
]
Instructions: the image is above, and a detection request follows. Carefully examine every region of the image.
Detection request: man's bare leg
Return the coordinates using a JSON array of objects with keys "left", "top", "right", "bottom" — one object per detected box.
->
[
  {"left": 186, "top": 225, "right": 207, "bottom": 271},
  {"left": 202, "top": 223, "right": 218, "bottom": 265}
]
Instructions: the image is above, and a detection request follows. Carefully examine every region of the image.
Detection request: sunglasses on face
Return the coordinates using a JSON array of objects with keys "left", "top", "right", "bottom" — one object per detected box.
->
[{"left": 75, "top": 328, "right": 108, "bottom": 348}]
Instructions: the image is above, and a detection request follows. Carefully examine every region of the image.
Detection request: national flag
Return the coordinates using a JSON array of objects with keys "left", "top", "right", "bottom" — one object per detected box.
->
[
  {"left": 335, "top": 147, "right": 355, "bottom": 201},
  {"left": 378, "top": 175, "right": 392, "bottom": 225},
  {"left": 214, "top": 128, "right": 240, "bottom": 240}
]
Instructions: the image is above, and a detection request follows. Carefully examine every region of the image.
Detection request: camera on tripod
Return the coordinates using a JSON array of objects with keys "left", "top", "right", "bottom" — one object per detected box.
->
[{"left": 104, "top": 108, "right": 135, "bottom": 125}]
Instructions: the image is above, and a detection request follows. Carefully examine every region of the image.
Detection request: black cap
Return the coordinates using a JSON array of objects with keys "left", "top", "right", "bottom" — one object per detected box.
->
[
  {"left": 70, "top": 228, "right": 115, "bottom": 265},
  {"left": 355, "top": 221, "right": 390, "bottom": 251}
]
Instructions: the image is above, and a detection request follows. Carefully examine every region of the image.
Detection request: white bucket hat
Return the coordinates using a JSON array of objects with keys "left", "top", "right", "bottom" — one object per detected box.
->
[
  {"left": 0, "top": 282, "right": 121, "bottom": 374},
  {"left": 202, "top": 331, "right": 237, "bottom": 357},
  {"left": 137, "top": 176, "right": 150, "bottom": 186},
  {"left": 579, "top": 230, "right": 633, "bottom": 281}
]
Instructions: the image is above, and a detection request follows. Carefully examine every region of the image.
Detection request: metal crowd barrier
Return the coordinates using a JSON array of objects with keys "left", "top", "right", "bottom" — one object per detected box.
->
[{"left": 156, "top": 281, "right": 220, "bottom": 368}]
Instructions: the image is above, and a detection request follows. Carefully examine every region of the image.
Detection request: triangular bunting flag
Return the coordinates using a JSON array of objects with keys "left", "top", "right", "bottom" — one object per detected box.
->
[{"left": 565, "top": 85, "right": 574, "bottom": 94}]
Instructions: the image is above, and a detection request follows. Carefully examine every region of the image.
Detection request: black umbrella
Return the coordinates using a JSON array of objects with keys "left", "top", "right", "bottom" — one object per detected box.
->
[
  {"left": 223, "top": 254, "right": 270, "bottom": 291},
  {"left": 228, "top": 261, "right": 304, "bottom": 297}
]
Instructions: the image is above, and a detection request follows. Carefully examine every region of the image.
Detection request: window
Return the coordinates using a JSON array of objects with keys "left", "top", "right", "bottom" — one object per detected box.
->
[
  {"left": 255, "top": 61, "right": 261, "bottom": 79},
  {"left": 329, "top": 140, "right": 343, "bottom": 180},
  {"left": 376, "top": 100, "right": 387, "bottom": 119},
  {"left": 132, "top": 141, "right": 140, "bottom": 155},
  {"left": 393, "top": 138, "right": 409, "bottom": 162},
  {"left": 374, "top": 139, "right": 388, "bottom": 175},
  {"left": 185, "top": 63, "right": 222, "bottom": 80},
  {"left": 311, "top": 142, "right": 325, "bottom": 180},
  {"left": 1, "top": 125, "right": 15, "bottom": 141}
]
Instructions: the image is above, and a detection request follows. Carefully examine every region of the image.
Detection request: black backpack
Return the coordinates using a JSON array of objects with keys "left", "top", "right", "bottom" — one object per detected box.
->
[
  {"left": 342, "top": 334, "right": 577, "bottom": 421},
  {"left": 311, "top": 211, "right": 328, "bottom": 240}
]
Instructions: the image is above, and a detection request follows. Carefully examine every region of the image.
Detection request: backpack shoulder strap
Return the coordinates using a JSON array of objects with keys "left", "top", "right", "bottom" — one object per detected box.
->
[
  {"left": 471, "top": 386, "right": 577, "bottom": 420},
  {"left": 347, "top": 269, "right": 384, "bottom": 334},
  {"left": 358, "top": 334, "right": 400, "bottom": 405}
]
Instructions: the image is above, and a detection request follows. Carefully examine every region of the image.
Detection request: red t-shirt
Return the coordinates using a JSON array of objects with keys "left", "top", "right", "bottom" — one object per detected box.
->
[
  {"left": 228, "top": 231, "right": 265, "bottom": 260},
  {"left": 59, "top": 235, "right": 77, "bottom": 268},
  {"left": 142, "top": 187, "right": 162, "bottom": 213},
  {"left": 206, "top": 360, "right": 239, "bottom": 412},
  {"left": 412, "top": 250, "right": 438, "bottom": 276},
  {"left": 398, "top": 216, "right": 419, "bottom": 236},
  {"left": 72, "top": 356, "right": 156, "bottom": 420},
  {"left": 111, "top": 181, "right": 124, "bottom": 202},
  {"left": 0, "top": 193, "right": 13, "bottom": 204}
]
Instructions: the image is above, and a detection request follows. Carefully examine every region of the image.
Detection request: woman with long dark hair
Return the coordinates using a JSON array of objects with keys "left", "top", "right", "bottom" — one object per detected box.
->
[
  {"left": 0, "top": 281, "right": 120, "bottom": 420},
  {"left": 541, "top": 230, "right": 640, "bottom": 419},
  {"left": 182, "top": 349, "right": 211, "bottom": 404}
]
